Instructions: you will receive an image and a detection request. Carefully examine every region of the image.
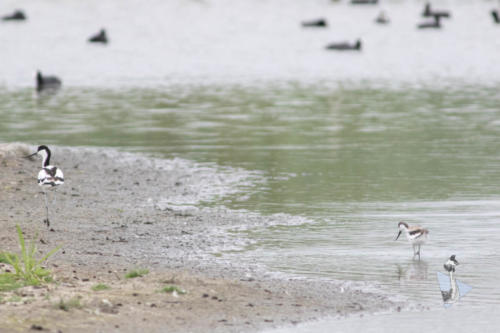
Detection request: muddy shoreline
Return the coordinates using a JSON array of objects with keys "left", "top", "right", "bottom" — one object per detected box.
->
[{"left": 0, "top": 143, "right": 401, "bottom": 332}]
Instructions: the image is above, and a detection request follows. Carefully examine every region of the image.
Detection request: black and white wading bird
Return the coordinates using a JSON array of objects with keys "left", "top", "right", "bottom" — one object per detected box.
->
[
  {"left": 394, "top": 221, "right": 429, "bottom": 260},
  {"left": 36, "top": 71, "right": 62, "bottom": 92},
  {"left": 444, "top": 254, "right": 459, "bottom": 272},
  {"left": 441, "top": 255, "right": 460, "bottom": 303},
  {"left": 26, "top": 145, "right": 64, "bottom": 227}
]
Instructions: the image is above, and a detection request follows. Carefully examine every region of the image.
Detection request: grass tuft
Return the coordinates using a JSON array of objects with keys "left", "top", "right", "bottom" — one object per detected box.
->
[
  {"left": 124, "top": 269, "right": 149, "bottom": 279},
  {"left": 0, "top": 252, "right": 15, "bottom": 264},
  {"left": 0, "top": 274, "right": 23, "bottom": 291},
  {"left": 91, "top": 283, "right": 110, "bottom": 291},
  {"left": 5, "top": 295, "right": 22, "bottom": 303},
  {"left": 160, "top": 285, "right": 187, "bottom": 295},
  {"left": 0, "top": 225, "right": 60, "bottom": 290}
]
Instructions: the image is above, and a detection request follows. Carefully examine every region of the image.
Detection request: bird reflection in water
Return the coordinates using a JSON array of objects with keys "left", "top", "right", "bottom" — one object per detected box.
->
[{"left": 396, "top": 260, "right": 428, "bottom": 283}]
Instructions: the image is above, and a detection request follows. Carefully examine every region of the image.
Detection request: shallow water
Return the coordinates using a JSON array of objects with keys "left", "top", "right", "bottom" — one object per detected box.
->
[{"left": 2, "top": 0, "right": 500, "bottom": 330}]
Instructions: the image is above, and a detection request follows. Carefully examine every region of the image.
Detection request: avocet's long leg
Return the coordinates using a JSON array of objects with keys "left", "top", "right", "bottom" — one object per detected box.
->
[
  {"left": 412, "top": 244, "right": 416, "bottom": 259},
  {"left": 417, "top": 244, "right": 421, "bottom": 260},
  {"left": 43, "top": 188, "right": 50, "bottom": 227},
  {"left": 52, "top": 188, "right": 58, "bottom": 205}
]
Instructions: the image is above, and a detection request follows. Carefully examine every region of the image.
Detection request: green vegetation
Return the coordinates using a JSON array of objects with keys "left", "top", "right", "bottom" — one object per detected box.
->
[
  {"left": 91, "top": 283, "right": 110, "bottom": 291},
  {"left": 160, "top": 285, "right": 186, "bottom": 295},
  {"left": 0, "top": 252, "right": 13, "bottom": 264},
  {"left": 0, "top": 225, "right": 60, "bottom": 291},
  {"left": 124, "top": 269, "right": 149, "bottom": 279},
  {"left": 56, "top": 297, "right": 82, "bottom": 311},
  {"left": 0, "top": 274, "right": 22, "bottom": 291},
  {"left": 5, "top": 295, "right": 22, "bottom": 303}
]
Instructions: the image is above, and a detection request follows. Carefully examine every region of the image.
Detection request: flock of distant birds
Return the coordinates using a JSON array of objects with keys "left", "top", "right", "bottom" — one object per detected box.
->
[
  {"left": 2, "top": 9, "right": 108, "bottom": 92},
  {"left": 302, "top": 1, "right": 500, "bottom": 52},
  {"left": 2, "top": 1, "right": 500, "bottom": 88}
]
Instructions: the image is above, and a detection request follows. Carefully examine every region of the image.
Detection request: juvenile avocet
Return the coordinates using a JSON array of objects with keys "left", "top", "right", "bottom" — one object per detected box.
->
[
  {"left": 394, "top": 221, "right": 429, "bottom": 260},
  {"left": 26, "top": 145, "right": 64, "bottom": 227},
  {"left": 444, "top": 254, "right": 459, "bottom": 272},
  {"left": 441, "top": 255, "right": 459, "bottom": 303}
]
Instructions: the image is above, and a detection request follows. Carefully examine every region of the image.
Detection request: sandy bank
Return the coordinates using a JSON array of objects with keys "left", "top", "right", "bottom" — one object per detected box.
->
[{"left": 0, "top": 143, "right": 400, "bottom": 332}]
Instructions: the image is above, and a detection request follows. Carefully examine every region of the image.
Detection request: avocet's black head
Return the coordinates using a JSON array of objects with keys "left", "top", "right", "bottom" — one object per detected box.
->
[
  {"left": 394, "top": 221, "right": 409, "bottom": 240},
  {"left": 25, "top": 145, "right": 51, "bottom": 166},
  {"left": 450, "top": 255, "right": 459, "bottom": 265},
  {"left": 37, "top": 145, "right": 49, "bottom": 152}
]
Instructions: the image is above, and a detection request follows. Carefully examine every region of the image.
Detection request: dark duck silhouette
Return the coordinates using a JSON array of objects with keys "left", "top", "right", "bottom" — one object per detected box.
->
[
  {"left": 492, "top": 10, "right": 500, "bottom": 24},
  {"left": 326, "top": 39, "right": 361, "bottom": 51},
  {"left": 88, "top": 29, "right": 108, "bottom": 43},
  {"left": 2, "top": 10, "right": 26, "bottom": 21},
  {"left": 351, "top": 0, "right": 378, "bottom": 5},
  {"left": 422, "top": 3, "right": 450, "bottom": 18},
  {"left": 301, "top": 18, "right": 327, "bottom": 28},
  {"left": 36, "top": 71, "right": 62, "bottom": 92},
  {"left": 418, "top": 14, "right": 442, "bottom": 29}
]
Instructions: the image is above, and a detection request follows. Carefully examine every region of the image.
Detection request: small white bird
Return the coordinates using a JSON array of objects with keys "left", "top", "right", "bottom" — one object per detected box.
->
[
  {"left": 394, "top": 221, "right": 429, "bottom": 260},
  {"left": 444, "top": 255, "right": 459, "bottom": 272},
  {"left": 26, "top": 145, "right": 64, "bottom": 227}
]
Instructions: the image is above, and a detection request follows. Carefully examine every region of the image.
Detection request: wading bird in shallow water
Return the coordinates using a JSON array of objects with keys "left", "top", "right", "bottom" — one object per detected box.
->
[
  {"left": 440, "top": 254, "right": 460, "bottom": 304},
  {"left": 394, "top": 221, "right": 429, "bottom": 260},
  {"left": 25, "top": 145, "right": 64, "bottom": 227}
]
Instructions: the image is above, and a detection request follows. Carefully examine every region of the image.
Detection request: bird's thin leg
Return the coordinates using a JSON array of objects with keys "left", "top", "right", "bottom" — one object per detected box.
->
[
  {"left": 417, "top": 244, "right": 421, "bottom": 260},
  {"left": 43, "top": 189, "right": 50, "bottom": 227},
  {"left": 412, "top": 244, "right": 416, "bottom": 259},
  {"left": 52, "top": 188, "right": 57, "bottom": 206}
]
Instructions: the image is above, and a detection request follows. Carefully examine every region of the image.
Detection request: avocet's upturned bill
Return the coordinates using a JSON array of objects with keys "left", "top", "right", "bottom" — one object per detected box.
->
[
  {"left": 26, "top": 145, "right": 64, "bottom": 227},
  {"left": 394, "top": 221, "right": 429, "bottom": 260}
]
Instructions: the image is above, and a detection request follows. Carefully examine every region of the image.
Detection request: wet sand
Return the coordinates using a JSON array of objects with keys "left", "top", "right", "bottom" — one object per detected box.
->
[{"left": 0, "top": 143, "right": 401, "bottom": 332}]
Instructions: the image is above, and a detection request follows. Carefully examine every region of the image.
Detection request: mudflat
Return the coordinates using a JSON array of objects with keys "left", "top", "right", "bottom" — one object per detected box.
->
[{"left": 0, "top": 143, "right": 400, "bottom": 332}]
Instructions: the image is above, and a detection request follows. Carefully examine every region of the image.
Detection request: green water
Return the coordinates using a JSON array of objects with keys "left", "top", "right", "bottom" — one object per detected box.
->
[
  {"left": 2, "top": 83, "right": 500, "bottom": 308},
  {"left": 3, "top": 84, "right": 500, "bottom": 214}
]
